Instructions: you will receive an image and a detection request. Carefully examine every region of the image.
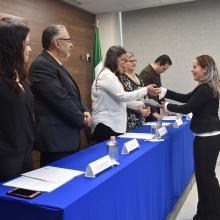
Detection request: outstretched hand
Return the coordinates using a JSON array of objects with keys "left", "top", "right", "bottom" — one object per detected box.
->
[
  {"left": 147, "top": 84, "right": 161, "bottom": 96},
  {"left": 152, "top": 112, "right": 163, "bottom": 120}
]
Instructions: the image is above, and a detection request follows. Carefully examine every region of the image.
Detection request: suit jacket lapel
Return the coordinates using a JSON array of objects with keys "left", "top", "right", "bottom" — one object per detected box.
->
[
  {"left": 41, "top": 50, "right": 82, "bottom": 103},
  {"left": 59, "top": 65, "right": 81, "bottom": 100}
]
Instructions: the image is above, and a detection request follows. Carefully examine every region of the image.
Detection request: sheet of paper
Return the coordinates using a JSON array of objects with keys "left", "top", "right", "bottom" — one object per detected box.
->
[
  {"left": 144, "top": 99, "right": 161, "bottom": 107},
  {"left": 162, "top": 116, "right": 177, "bottom": 121},
  {"left": 22, "top": 166, "right": 84, "bottom": 183},
  {"left": 147, "top": 138, "right": 164, "bottom": 142},
  {"left": 143, "top": 122, "right": 171, "bottom": 126},
  {"left": 4, "top": 176, "right": 65, "bottom": 192},
  {"left": 119, "top": 133, "right": 154, "bottom": 140}
]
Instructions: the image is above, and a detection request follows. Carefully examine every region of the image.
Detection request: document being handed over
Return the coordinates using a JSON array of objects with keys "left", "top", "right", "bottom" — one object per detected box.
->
[{"left": 144, "top": 98, "right": 161, "bottom": 107}]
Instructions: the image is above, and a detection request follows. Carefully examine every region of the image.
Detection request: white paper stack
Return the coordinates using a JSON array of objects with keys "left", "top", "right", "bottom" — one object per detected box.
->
[
  {"left": 119, "top": 133, "right": 154, "bottom": 140},
  {"left": 4, "top": 166, "right": 84, "bottom": 192},
  {"left": 162, "top": 116, "right": 177, "bottom": 121},
  {"left": 143, "top": 122, "right": 171, "bottom": 126}
]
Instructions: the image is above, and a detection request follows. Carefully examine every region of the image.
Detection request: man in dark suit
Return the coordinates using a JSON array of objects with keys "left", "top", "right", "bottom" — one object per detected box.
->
[
  {"left": 29, "top": 24, "right": 92, "bottom": 166},
  {"left": 139, "top": 54, "right": 172, "bottom": 121}
]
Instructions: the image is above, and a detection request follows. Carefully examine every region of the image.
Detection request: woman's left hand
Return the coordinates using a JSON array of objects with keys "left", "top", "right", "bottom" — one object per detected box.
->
[{"left": 147, "top": 84, "right": 161, "bottom": 96}]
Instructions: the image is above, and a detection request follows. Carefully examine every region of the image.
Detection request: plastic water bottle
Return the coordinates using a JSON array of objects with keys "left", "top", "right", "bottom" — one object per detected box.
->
[
  {"left": 176, "top": 113, "right": 182, "bottom": 119},
  {"left": 106, "top": 136, "right": 119, "bottom": 165},
  {"left": 155, "top": 120, "right": 162, "bottom": 140}
]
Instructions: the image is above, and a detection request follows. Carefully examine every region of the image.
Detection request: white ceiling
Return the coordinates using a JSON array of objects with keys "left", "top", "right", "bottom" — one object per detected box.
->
[{"left": 62, "top": 0, "right": 196, "bottom": 14}]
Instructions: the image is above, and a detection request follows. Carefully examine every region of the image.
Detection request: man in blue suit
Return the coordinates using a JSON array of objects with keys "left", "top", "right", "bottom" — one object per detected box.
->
[{"left": 29, "top": 24, "right": 91, "bottom": 166}]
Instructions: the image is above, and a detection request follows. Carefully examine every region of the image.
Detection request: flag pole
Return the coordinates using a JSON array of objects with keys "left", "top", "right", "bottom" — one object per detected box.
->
[
  {"left": 92, "top": 19, "right": 103, "bottom": 82},
  {"left": 96, "top": 19, "right": 99, "bottom": 28}
]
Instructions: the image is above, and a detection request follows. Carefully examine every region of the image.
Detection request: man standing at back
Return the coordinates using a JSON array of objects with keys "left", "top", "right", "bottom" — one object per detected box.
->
[
  {"left": 140, "top": 54, "right": 172, "bottom": 120},
  {"left": 29, "top": 24, "right": 91, "bottom": 166}
]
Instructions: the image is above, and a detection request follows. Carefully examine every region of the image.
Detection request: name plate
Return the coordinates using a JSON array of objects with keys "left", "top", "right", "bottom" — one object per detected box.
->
[
  {"left": 173, "top": 118, "right": 183, "bottom": 128},
  {"left": 157, "top": 126, "right": 167, "bottom": 137},
  {"left": 85, "top": 155, "right": 113, "bottom": 178},
  {"left": 122, "top": 139, "right": 140, "bottom": 155},
  {"left": 186, "top": 113, "right": 193, "bottom": 120}
]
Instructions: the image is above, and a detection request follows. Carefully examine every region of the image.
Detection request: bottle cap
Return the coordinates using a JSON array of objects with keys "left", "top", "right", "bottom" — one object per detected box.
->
[{"left": 110, "top": 136, "right": 116, "bottom": 141}]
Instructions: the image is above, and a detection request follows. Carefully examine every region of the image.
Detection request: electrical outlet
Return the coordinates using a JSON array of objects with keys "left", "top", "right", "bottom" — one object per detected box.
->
[{"left": 86, "top": 53, "right": 91, "bottom": 62}]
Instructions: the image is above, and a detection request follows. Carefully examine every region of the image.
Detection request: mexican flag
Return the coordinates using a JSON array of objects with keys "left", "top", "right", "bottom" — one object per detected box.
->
[{"left": 92, "top": 26, "right": 103, "bottom": 82}]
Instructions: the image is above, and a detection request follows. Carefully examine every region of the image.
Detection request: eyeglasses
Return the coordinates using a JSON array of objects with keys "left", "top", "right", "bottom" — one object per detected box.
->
[
  {"left": 126, "top": 59, "right": 137, "bottom": 63},
  {"left": 57, "top": 38, "right": 72, "bottom": 43}
]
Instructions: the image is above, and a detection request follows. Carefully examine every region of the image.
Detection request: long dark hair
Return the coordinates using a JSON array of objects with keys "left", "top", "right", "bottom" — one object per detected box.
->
[
  {"left": 104, "top": 45, "right": 126, "bottom": 73},
  {"left": 0, "top": 21, "right": 30, "bottom": 94},
  {"left": 95, "top": 45, "right": 126, "bottom": 89}
]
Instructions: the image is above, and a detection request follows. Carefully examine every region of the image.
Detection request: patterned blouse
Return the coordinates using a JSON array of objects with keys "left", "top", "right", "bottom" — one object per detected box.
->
[{"left": 119, "top": 73, "right": 145, "bottom": 131}]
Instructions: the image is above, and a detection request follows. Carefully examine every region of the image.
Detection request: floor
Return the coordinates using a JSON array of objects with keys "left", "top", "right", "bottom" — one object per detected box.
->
[{"left": 174, "top": 158, "right": 220, "bottom": 220}]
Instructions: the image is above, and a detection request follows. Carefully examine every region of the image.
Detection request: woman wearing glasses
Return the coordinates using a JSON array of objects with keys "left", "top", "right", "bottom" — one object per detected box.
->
[
  {"left": 0, "top": 21, "right": 34, "bottom": 181},
  {"left": 119, "top": 52, "right": 151, "bottom": 131}
]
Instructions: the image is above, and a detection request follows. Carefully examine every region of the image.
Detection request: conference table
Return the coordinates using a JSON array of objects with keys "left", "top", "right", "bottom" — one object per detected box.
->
[{"left": 0, "top": 119, "right": 194, "bottom": 220}]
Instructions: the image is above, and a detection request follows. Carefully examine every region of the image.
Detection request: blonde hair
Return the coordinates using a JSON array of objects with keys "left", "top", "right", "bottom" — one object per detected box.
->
[{"left": 124, "top": 52, "right": 134, "bottom": 62}]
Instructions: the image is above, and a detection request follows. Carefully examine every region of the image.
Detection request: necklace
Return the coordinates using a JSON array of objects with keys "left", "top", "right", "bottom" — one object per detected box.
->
[{"left": 125, "top": 72, "right": 140, "bottom": 85}]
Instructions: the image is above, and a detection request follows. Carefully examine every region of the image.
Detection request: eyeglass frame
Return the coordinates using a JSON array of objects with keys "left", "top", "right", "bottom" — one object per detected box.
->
[
  {"left": 57, "top": 37, "right": 72, "bottom": 43},
  {"left": 125, "top": 59, "right": 137, "bottom": 63}
]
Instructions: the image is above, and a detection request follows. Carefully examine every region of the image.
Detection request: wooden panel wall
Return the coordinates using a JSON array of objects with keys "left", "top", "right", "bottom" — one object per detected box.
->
[
  {"left": 0, "top": 0, "right": 95, "bottom": 105},
  {"left": 0, "top": 0, "right": 95, "bottom": 167}
]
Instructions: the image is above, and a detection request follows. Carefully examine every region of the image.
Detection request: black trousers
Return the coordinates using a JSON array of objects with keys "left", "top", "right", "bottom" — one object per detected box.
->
[
  {"left": 92, "top": 123, "right": 122, "bottom": 144},
  {"left": 0, "top": 147, "right": 32, "bottom": 182},
  {"left": 194, "top": 135, "right": 220, "bottom": 220},
  {"left": 40, "top": 151, "right": 76, "bottom": 167}
]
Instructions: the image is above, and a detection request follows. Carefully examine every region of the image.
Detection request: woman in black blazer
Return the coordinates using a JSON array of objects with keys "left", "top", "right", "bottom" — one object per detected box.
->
[
  {"left": 0, "top": 22, "right": 35, "bottom": 181},
  {"left": 161, "top": 55, "right": 220, "bottom": 220}
]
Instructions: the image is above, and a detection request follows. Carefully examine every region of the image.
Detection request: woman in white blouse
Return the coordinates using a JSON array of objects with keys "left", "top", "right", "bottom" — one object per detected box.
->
[{"left": 91, "top": 46, "right": 159, "bottom": 143}]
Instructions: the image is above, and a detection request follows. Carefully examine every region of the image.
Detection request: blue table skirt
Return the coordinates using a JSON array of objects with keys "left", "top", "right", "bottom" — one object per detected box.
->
[{"left": 0, "top": 120, "right": 194, "bottom": 220}]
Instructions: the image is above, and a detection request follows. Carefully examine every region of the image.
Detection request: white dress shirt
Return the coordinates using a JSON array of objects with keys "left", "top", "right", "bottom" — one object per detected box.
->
[{"left": 91, "top": 68, "right": 148, "bottom": 133}]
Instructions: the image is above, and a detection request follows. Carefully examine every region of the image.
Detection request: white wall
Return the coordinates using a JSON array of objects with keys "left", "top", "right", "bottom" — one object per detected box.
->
[
  {"left": 96, "top": 12, "right": 121, "bottom": 58},
  {"left": 122, "top": 0, "right": 220, "bottom": 93}
]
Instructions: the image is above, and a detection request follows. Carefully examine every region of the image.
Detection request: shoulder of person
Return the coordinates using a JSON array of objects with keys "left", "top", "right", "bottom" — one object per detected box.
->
[
  {"left": 29, "top": 59, "right": 60, "bottom": 83},
  {"left": 99, "top": 67, "right": 117, "bottom": 80},
  {"left": 0, "top": 79, "right": 7, "bottom": 90},
  {"left": 196, "top": 83, "right": 211, "bottom": 90},
  {"left": 30, "top": 53, "right": 59, "bottom": 74},
  {"left": 140, "top": 66, "right": 148, "bottom": 74},
  {"left": 31, "top": 53, "right": 52, "bottom": 67},
  {"left": 194, "top": 83, "right": 213, "bottom": 94},
  {"left": 141, "top": 65, "right": 153, "bottom": 75},
  {"left": 0, "top": 79, "right": 16, "bottom": 95}
]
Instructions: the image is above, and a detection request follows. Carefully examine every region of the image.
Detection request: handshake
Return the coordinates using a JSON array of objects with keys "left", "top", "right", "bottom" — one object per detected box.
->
[
  {"left": 143, "top": 85, "right": 167, "bottom": 113},
  {"left": 146, "top": 84, "right": 161, "bottom": 96}
]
